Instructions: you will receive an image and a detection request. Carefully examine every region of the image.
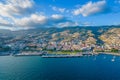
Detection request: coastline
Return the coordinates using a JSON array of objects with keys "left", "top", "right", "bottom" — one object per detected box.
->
[
  {"left": 0, "top": 52, "right": 120, "bottom": 57},
  {"left": 98, "top": 52, "right": 120, "bottom": 56}
]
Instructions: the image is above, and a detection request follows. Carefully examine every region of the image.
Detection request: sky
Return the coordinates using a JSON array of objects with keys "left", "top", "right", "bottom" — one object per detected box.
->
[{"left": 0, "top": 0, "right": 120, "bottom": 30}]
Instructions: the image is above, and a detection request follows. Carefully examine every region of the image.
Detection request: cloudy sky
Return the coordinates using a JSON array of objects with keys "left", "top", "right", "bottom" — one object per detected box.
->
[{"left": 0, "top": 0, "right": 120, "bottom": 30}]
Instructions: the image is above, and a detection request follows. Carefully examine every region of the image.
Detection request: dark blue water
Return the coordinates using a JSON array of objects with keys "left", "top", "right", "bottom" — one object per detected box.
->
[{"left": 0, "top": 54, "right": 120, "bottom": 80}]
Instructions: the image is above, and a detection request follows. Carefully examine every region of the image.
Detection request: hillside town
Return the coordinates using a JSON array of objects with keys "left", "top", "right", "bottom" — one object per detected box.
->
[{"left": 0, "top": 27, "right": 120, "bottom": 56}]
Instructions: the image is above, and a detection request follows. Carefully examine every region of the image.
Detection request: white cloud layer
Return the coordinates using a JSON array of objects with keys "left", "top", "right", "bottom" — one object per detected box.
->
[
  {"left": 0, "top": 13, "right": 78, "bottom": 30},
  {"left": 73, "top": 0, "right": 107, "bottom": 16},
  {"left": 0, "top": 0, "right": 79, "bottom": 30},
  {"left": 0, "top": 0, "right": 34, "bottom": 18},
  {"left": 14, "top": 14, "right": 47, "bottom": 28}
]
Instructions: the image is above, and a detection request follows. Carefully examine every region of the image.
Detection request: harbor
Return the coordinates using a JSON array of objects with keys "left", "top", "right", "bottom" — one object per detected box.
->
[{"left": 12, "top": 51, "right": 95, "bottom": 58}]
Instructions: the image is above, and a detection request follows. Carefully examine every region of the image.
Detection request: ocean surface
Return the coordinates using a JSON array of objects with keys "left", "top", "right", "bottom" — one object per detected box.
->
[{"left": 0, "top": 54, "right": 120, "bottom": 80}]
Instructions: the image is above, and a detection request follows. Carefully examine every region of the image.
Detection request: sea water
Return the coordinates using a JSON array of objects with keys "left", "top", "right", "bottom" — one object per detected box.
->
[{"left": 0, "top": 54, "right": 120, "bottom": 80}]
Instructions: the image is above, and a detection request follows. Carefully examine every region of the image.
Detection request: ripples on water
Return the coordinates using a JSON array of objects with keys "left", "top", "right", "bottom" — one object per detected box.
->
[{"left": 0, "top": 54, "right": 120, "bottom": 80}]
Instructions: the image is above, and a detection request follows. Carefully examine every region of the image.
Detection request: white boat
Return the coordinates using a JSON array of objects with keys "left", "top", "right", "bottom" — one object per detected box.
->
[
  {"left": 111, "top": 58, "right": 115, "bottom": 62},
  {"left": 111, "top": 56, "right": 116, "bottom": 62}
]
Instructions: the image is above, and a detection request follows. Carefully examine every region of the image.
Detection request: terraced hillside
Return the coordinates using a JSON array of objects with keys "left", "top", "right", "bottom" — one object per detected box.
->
[{"left": 100, "top": 28, "right": 120, "bottom": 49}]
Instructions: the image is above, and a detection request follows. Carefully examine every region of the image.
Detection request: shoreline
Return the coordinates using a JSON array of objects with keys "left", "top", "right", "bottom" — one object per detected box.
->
[
  {"left": 98, "top": 52, "right": 120, "bottom": 56},
  {"left": 0, "top": 52, "right": 120, "bottom": 57}
]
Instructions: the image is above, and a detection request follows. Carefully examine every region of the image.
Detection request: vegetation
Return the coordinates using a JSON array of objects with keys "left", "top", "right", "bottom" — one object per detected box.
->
[
  {"left": 111, "top": 48, "right": 119, "bottom": 53},
  {"left": 0, "top": 46, "right": 11, "bottom": 52},
  {"left": 47, "top": 50, "right": 83, "bottom": 54}
]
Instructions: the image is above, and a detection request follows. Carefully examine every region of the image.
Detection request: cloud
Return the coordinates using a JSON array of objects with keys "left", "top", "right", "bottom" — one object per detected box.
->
[
  {"left": 12, "top": 14, "right": 62, "bottom": 28},
  {"left": 0, "top": 0, "right": 79, "bottom": 30},
  {"left": 0, "top": 0, "right": 37, "bottom": 30},
  {"left": 73, "top": 0, "right": 109, "bottom": 16},
  {"left": 8, "top": 14, "right": 78, "bottom": 30},
  {"left": 0, "top": 17, "right": 12, "bottom": 27},
  {"left": 13, "top": 14, "right": 47, "bottom": 28},
  {"left": 0, "top": 14, "right": 79, "bottom": 30},
  {"left": 57, "top": 22, "right": 79, "bottom": 27},
  {"left": 51, "top": 6, "right": 66, "bottom": 13},
  {"left": 0, "top": 17, "right": 16, "bottom": 30},
  {"left": 0, "top": 0, "right": 34, "bottom": 18},
  {"left": 51, "top": 14, "right": 64, "bottom": 20},
  {"left": 50, "top": 14, "right": 78, "bottom": 27}
]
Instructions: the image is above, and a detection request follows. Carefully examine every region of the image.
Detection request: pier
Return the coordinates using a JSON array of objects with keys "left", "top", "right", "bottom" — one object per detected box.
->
[{"left": 41, "top": 54, "right": 83, "bottom": 58}]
